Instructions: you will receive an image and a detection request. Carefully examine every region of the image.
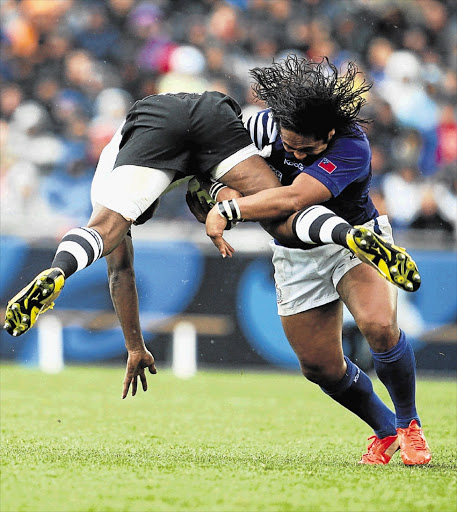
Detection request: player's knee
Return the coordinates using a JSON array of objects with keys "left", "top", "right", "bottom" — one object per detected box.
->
[
  {"left": 299, "top": 360, "right": 343, "bottom": 387},
  {"left": 357, "top": 317, "right": 399, "bottom": 352}
]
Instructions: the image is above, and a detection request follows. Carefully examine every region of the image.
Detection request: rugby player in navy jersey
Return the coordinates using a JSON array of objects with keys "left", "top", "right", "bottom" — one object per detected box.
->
[{"left": 197, "top": 56, "right": 430, "bottom": 465}]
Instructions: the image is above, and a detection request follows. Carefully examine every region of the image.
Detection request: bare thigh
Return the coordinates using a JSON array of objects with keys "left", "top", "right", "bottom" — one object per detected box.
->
[
  {"left": 280, "top": 300, "right": 347, "bottom": 386},
  {"left": 337, "top": 263, "right": 399, "bottom": 352},
  {"left": 220, "top": 155, "right": 282, "bottom": 196}
]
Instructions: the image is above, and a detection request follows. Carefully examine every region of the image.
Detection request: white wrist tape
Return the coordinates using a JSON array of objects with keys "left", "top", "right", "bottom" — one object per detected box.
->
[{"left": 216, "top": 199, "right": 242, "bottom": 221}]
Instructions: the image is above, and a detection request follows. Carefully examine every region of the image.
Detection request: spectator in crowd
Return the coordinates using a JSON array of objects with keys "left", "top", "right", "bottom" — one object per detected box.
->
[
  {"left": 0, "top": 83, "right": 23, "bottom": 121},
  {"left": 436, "top": 104, "right": 457, "bottom": 167},
  {"left": 409, "top": 187, "right": 455, "bottom": 234},
  {"left": 382, "top": 165, "right": 423, "bottom": 230},
  {"left": 0, "top": 0, "right": 455, "bottom": 236}
]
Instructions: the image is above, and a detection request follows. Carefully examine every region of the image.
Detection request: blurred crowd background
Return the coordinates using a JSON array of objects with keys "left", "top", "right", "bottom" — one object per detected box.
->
[{"left": 1, "top": 0, "right": 456, "bottom": 243}]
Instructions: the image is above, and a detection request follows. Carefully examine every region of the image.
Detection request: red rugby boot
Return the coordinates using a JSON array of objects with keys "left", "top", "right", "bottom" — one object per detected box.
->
[
  {"left": 397, "top": 420, "right": 431, "bottom": 465},
  {"left": 358, "top": 434, "right": 399, "bottom": 465}
]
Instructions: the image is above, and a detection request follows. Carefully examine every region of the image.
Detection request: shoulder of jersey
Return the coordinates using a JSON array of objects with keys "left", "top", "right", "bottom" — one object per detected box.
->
[{"left": 244, "top": 109, "right": 279, "bottom": 154}]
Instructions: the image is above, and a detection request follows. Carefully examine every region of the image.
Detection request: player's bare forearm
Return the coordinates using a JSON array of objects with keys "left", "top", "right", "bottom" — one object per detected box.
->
[
  {"left": 217, "top": 186, "right": 242, "bottom": 201},
  {"left": 106, "top": 236, "right": 146, "bottom": 352},
  {"left": 106, "top": 237, "right": 157, "bottom": 398},
  {"left": 235, "top": 174, "right": 331, "bottom": 221},
  {"left": 260, "top": 216, "right": 313, "bottom": 249}
]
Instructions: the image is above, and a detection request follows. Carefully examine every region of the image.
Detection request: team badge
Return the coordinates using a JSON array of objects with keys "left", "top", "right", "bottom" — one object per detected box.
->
[{"left": 318, "top": 158, "right": 337, "bottom": 173}]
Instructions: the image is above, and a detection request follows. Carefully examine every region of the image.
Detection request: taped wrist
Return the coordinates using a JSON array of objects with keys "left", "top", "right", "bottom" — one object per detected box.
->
[
  {"left": 216, "top": 199, "right": 242, "bottom": 231},
  {"left": 209, "top": 181, "right": 228, "bottom": 201},
  {"left": 217, "top": 199, "right": 242, "bottom": 221}
]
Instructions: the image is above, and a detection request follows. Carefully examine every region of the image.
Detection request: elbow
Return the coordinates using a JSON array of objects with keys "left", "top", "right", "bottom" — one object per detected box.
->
[
  {"left": 108, "top": 264, "right": 134, "bottom": 280},
  {"left": 107, "top": 258, "right": 135, "bottom": 284},
  {"left": 287, "top": 192, "right": 313, "bottom": 215}
]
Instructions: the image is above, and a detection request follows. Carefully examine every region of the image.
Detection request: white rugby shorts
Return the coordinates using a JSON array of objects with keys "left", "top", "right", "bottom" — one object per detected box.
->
[{"left": 270, "top": 215, "right": 394, "bottom": 316}]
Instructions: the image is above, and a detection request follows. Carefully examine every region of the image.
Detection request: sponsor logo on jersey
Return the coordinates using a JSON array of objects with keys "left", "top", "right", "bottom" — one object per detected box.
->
[
  {"left": 318, "top": 158, "right": 337, "bottom": 173},
  {"left": 284, "top": 158, "right": 305, "bottom": 171}
]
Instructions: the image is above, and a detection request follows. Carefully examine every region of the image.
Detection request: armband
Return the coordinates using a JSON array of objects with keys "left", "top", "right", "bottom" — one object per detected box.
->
[{"left": 209, "top": 181, "right": 228, "bottom": 201}]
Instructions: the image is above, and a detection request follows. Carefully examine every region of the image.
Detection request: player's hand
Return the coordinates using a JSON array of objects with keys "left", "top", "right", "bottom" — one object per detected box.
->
[
  {"left": 206, "top": 206, "right": 235, "bottom": 258},
  {"left": 122, "top": 349, "right": 157, "bottom": 399}
]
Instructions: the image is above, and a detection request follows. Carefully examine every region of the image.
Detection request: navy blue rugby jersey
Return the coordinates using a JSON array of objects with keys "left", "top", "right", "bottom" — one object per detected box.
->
[{"left": 244, "top": 109, "right": 378, "bottom": 226}]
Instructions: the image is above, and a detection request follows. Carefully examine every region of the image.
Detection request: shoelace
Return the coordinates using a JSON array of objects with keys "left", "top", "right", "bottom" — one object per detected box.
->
[
  {"left": 361, "top": 436, "right": 385, "bottom": 462},
  {"left": 403, "top": 428, "right": 427, "bottom": 450},
  {"left": 365, "top": 435, "right": 378, "bottom": 452}
]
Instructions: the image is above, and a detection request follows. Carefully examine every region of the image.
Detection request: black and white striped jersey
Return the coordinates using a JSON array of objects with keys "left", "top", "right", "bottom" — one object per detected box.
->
[{"left": 243, "top": 108, "right": 378, "bottom": 226}]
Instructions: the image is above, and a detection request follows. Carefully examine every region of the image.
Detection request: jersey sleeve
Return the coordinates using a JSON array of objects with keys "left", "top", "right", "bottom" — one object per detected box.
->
[
  {"left": 244, "top": 109, "right": 278, "bottom": 156},
  {"left": 303, "top": 135, "right": 372, "bottom": 197}
]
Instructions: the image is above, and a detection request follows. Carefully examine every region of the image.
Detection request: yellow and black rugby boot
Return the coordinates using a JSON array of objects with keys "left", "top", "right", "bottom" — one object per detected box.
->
[
  {"left": 346, "top": 226, "right": 421, "bottom": 292},
  {"left": 4, "top": 268, "right": 65, "bottom": 337}
]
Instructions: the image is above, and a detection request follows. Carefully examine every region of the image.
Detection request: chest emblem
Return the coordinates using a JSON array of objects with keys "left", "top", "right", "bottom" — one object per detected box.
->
[{"left": 318, "top": 158, "right": 337, "bottom": 173}]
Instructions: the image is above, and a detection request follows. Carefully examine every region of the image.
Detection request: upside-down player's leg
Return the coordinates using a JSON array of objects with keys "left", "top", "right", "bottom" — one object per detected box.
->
[
  {"left": 4, "top": 268, "right": 65, "bottom": 337},
  {"left": 4, "top": 164, "right": 174, "bottom": 337},
  {"left": 218, "top": 154, "right": 282, "bottom": 196},
  {"left": 3, "top": 208, "right": 127, "bottom": 337}
]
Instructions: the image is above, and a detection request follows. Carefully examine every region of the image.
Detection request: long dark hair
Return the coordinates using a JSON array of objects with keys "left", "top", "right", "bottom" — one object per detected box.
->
[{"left": 250, "top": 55, "right": 372, "bottom": 139}]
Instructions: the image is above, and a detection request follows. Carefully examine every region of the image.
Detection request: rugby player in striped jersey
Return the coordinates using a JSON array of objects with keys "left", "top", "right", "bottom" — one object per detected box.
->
[{"left": 4, "top": 91, "right": 282, "bottom": 397}]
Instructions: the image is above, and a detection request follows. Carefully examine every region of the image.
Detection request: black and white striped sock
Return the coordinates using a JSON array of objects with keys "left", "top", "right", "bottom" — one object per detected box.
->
[
  {"left": 292, "top": 205, "right": 351, "bottom": 247},
  {"left": 51, "top": 227, "right": 104, "bottom": 278}
]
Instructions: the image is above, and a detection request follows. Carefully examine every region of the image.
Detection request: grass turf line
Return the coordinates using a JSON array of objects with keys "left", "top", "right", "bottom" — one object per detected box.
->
[{"left": 1, "top": 365, "right": 456, "bottom": 512}]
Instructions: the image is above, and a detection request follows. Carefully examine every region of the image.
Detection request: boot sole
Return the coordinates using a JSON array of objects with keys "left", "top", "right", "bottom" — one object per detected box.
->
[
  {"left": 349, "top": 227, "right": 421, "bottom": 292},
  {"left": 4, "top": 272, "right": 63, "bottom": 336}
]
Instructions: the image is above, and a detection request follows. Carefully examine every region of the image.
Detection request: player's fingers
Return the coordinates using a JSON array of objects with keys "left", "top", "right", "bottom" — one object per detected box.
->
[
  {"left": 149, "top": 364, "right": 157, "bottom": 374},
  {"left": 215, "top": 238, "right": 234, "bottom": 258},
  {"left": 122, "top": 377, "right": 131, "bottom": 399},
  {"left": 223, "top": 239, "right": 235, "bottom": 256},
  {"left": 209, "top": 234, "right": 228, "bottom": 257},
  {"left": 140, "top": 370, "right": 147, "bottom": 392},
  {"left": 132, "top": 376, "right": 138, "bottom": 396}
]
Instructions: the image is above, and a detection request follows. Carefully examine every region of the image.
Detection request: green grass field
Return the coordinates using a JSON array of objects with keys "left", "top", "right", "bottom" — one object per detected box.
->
[{"left": 1, "top": 364, "right": 456, "bottom": 512}]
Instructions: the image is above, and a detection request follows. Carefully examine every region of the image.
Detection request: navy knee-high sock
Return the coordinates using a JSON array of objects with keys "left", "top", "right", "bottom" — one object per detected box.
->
[
  {"left": 321, "top": 356, "right": 396, "bottom": 439},
  {"left": 371, "top": 330, "right": 420, "bottom": 429}
]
